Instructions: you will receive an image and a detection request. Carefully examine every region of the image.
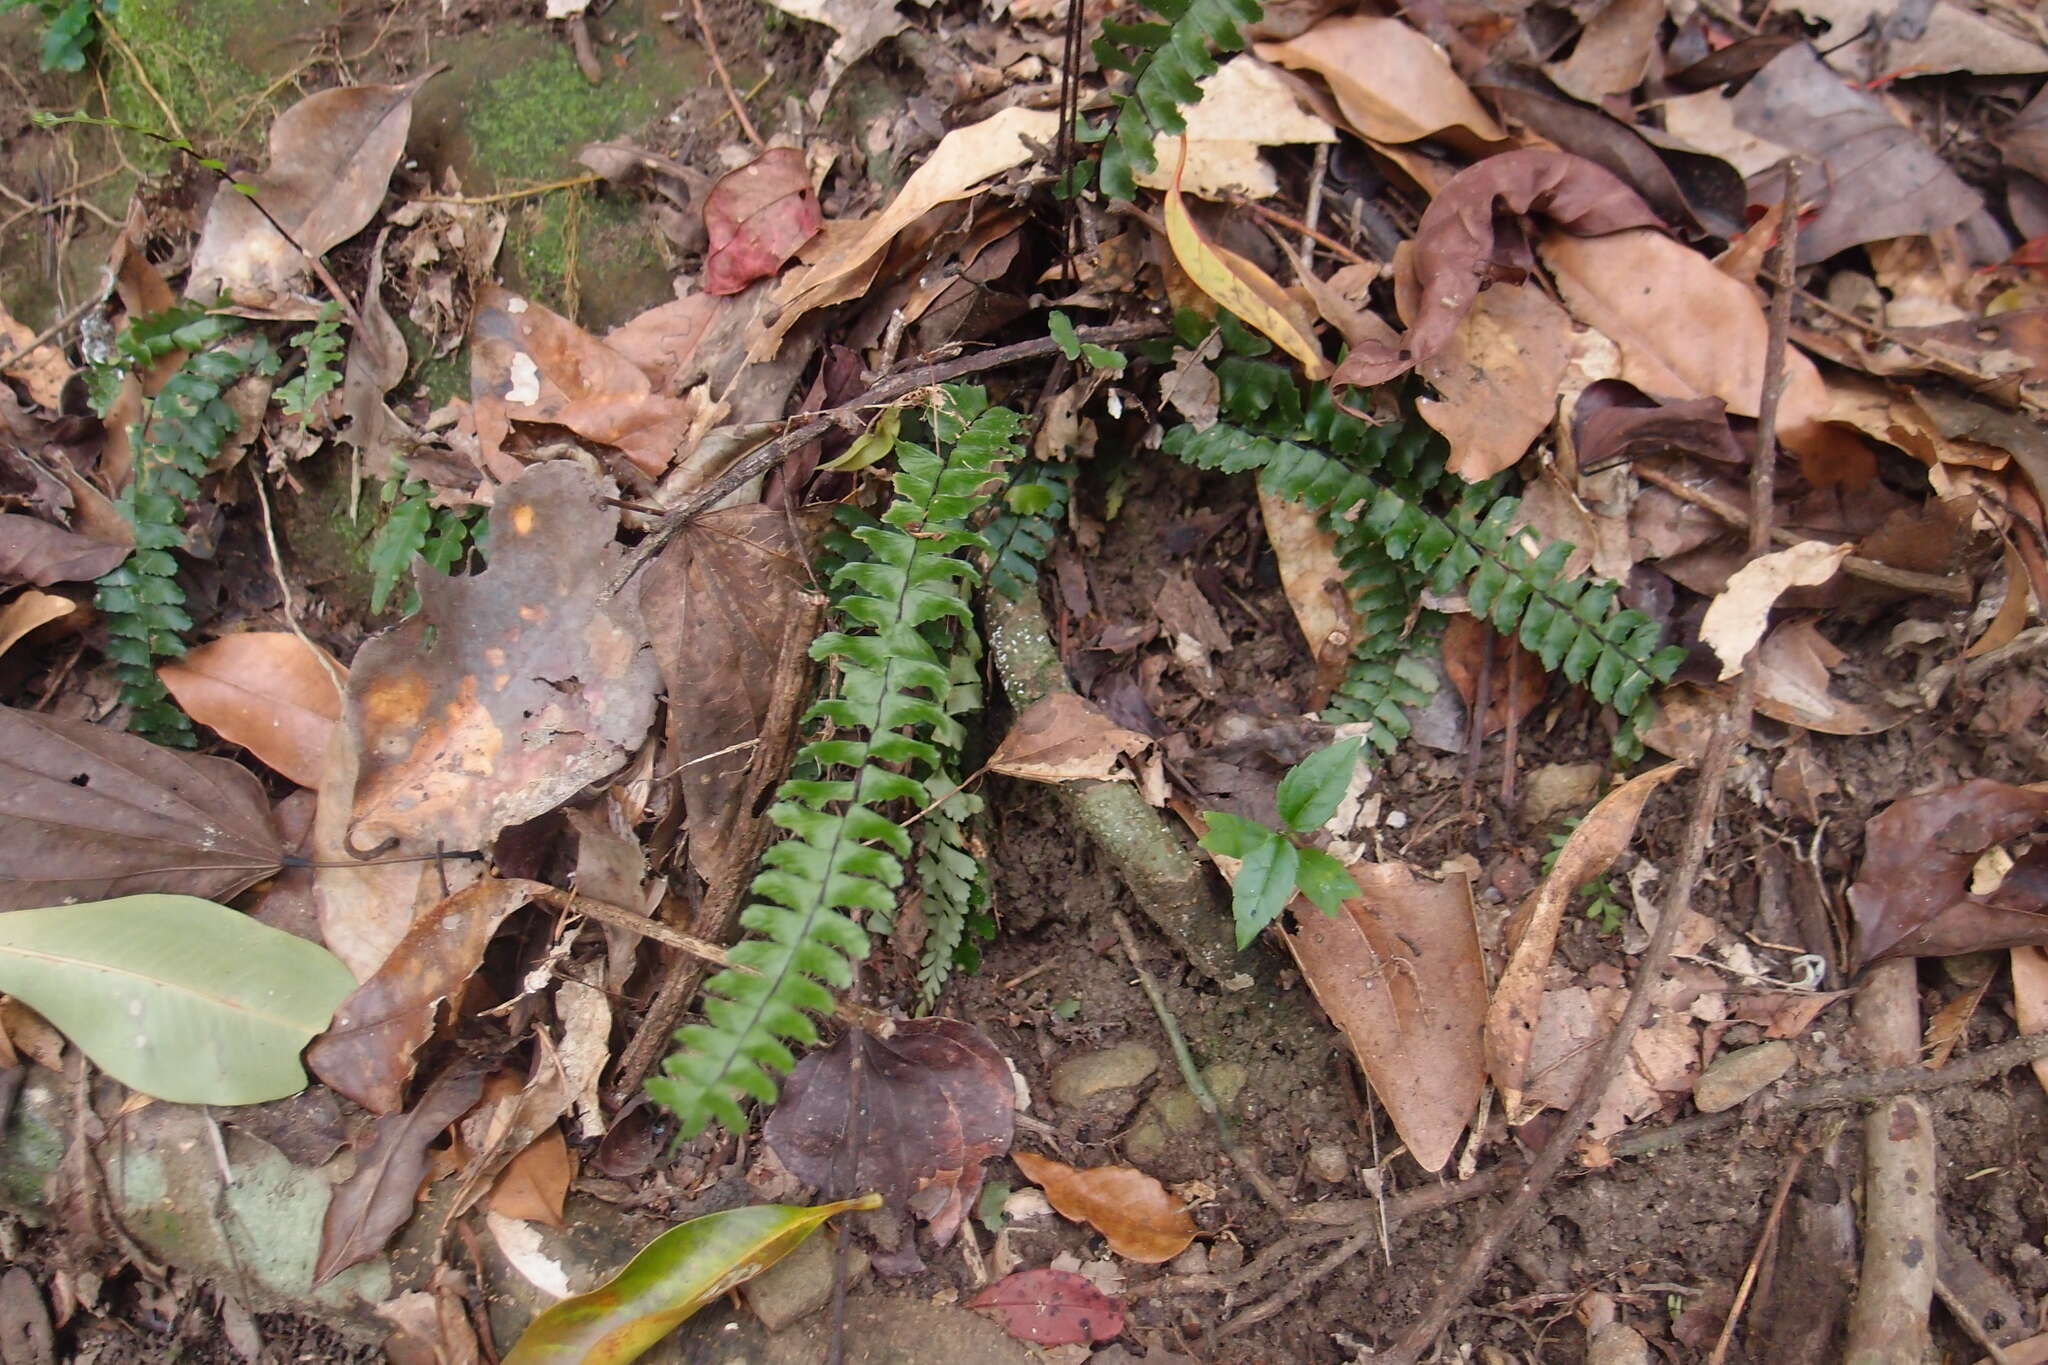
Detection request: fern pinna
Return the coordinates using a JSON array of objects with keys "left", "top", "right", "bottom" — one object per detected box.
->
[
  {"left": 650, "top": 386, "right": 1023, "bottom": 1138},
  {"left": 1094, "top": 0, "right": 1264, "bottom": 200}
]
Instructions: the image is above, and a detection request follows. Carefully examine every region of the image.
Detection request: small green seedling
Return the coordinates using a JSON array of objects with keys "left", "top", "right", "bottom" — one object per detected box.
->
[
  {"left": 1199, "top": 736, "right": 1364, "bottom": 949},
  {"left": 1541, "top": 818, "right": 1628, "bottom": 934},
  {"left": 1047, "top": 309, "right": 1128, "bottom": 375}
]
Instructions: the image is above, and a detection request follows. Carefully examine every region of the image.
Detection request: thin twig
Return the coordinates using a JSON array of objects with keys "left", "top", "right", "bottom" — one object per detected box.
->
[
  {"left": 250, "top": 464, "right": 347, "bottom": 704},
  {"left": 411, "top": 174, "right": 601, "bottom": 206},
  {"left": 1232, "top": 195, "right": 1373, "bottom": 269},
  {"left": 1706, "top": 1141, "right": 1807, "bottom": 1365},
  {"left": 1300, "top": 143, "right": 1330, "bottom": 262},
  {"left": 691, "top": 0, "right": 763, "bottom": 148}
]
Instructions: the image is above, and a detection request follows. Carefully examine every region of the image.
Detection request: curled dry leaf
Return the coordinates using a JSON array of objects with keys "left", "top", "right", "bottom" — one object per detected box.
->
[
  {"left": 314, "top": 1066, "right": 484, "bottom": 1286},
  {"left": 702, "top": 147, "right": 824, "bottom": 296},
  {"left": 0, "top": 705, "right": 283, "bottom": 912},
  {"left": 1849, "top": 780, "right": 2048, "bottom": 968},
  {"left": 1255, "top": 15, "right": 1503, "bottom": 149},
  {"left": 1011, "top": 1151, "right": 1196, "bottom": 1264},
  {"left": 1332, "top": 150, "right": 1661, "bottom": 392},
  {"left": 1164, "top": 173, "right": 1327, "bottom": 378},
  {"left": 157, "top": 632, "right": 346, "bottom": 789},
  {"left": 306, "top": 878, "right": 542, "bottom": 1113},
  {"left": 969, "top": 1268, "right": 1125, "bottom": 1346},
  {"left": 1285, "top": 860, "right": 1487, "bottom": 1173},
  {"left": 0, "top": 590, "right": 73, "bottom": 662},
  {"left": 1698, "top": 542, "right": 1851, "bottom": 681},
  {"left": 988, "top": 693, "right": 1150, "bottom": 784},
  {"left": 1487, "top": 761, "right": 1686, "bottom": 1115},
  {"left": 341, "top": 460, "right": 657, "bottom": 854}
]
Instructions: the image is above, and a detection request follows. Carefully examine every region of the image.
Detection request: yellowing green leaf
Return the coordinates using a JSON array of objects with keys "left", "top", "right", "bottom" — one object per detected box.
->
[
  {"left": 0, "top": 895, "right": 355, "bottom": 1104},
  {"left": 820, "top": 404, "right": 902, "bottom": 473},
  {"left": 1164, "top": 175, "right": 1329, "bottom": 379},
  {"left": 502, "top": 1195, "right": 880, "bottom": 1364}
]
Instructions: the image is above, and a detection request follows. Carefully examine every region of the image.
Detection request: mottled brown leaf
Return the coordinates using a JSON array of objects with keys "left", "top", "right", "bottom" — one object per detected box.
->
[
  {"left": 0, "top": 705, "right": 283, "bottom": 912},
  {"left": 1012, "top": 1152, "right": 1195, "bottom": 1264},
  {"left": 314, "top": 1066, "right": 483, "bottom": 1285},
  {"left": 306, "top": 879, "right": 542, "bottom": 1112},
  {"left": 341, "top": 460, "right": 657, "bottom": 853},
  {"left": 969, "top": 1269, "right": 1125, "bottom": 1346},
  {"left": 988, "top": 693, "right": 1149, "bottom": 784},
  {"left": 1850, "top": 781, "right": 2048, "bottom": 968},
  {"left": 702, "top": 148, "right": 823, "bottom": 296},
  {"left": 158, "top": 633, "right": 346, "bottom": 789}
]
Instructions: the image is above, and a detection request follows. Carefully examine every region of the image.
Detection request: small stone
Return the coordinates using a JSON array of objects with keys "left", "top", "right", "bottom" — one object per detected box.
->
[
  {"left": 1520, "top": 762, "right": 1606, "bottom": 829},
  {"left": 1206, "top": 1239, "right": 1245, "bottom": 1273},
  {"left": 1123, "top": 1063, "right": 1246, "bottom": 1168},
  {"left": 1050, "top": 1043, "right": 1160, "bottom": 1109},
  {"left": 1169, "top": 1243, "right": 1209, "bottom": 1276},
  {"left": 1586, "top": 1323, "right": 1650, "bottom": 1365},
  {"left": 1693, "top": 1041, "right": 1795, "bottom": 1114},
  {"left": 742, "top": 1231, "right": 868, "bottom": 1333},
  {"left": 1305, "top": 1142, "right": 1351, "bottom": 1184}
]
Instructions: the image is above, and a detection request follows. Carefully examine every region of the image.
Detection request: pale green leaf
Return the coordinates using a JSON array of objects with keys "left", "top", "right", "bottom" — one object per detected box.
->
[{"left": 1274, "top": 736, "right": 1364, "bottom": 834}]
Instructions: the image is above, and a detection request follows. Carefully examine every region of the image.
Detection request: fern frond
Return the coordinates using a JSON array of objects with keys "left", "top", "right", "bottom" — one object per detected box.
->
[
  {"left": 1097, "top": 0, "right": 1264, "bottom": 200},
  {"left": 914, "top": 774, "right": 987, "bottom": 1012},
  {"left": 274, "top": 301, "right": 345, "bottom": 423},
  {"left": 650, "top": 387, "right": 1022, "bottom": 1138},
  {"left": 982, "top": 460, "right": 1074, "bottom": 601}
]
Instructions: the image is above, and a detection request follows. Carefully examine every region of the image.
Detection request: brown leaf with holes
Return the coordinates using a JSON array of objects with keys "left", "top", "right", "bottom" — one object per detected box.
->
[
  {"left": 340, "top": 460, "right": 656, "bottom": 853},
  {"left": 486, "top": 1124, "right": 573, "bottom": 1227},
  {"left": 702, "top": 148, "right": 823, "bottom": 296},
  {"left": 0, "top": 705, "right": 283, "bottom": 912},
  {"left": 988, "top": 693, "right": 1150, "bottom": 784},
  {"left": 1850, "top": 781, "right": 2048, "bottom": 968},
  {"left": 307, "top": 879, "right": 543, "bottom": 1112},
  {"left": 158, "top": 633, "right": 346, "bottom": 789},
  {"left": 314, "top": 1066, "right": 483, "bottom": 1285},
  {"left": 1013, "top": 1152, "right": 1195, "bottom": 1263}
]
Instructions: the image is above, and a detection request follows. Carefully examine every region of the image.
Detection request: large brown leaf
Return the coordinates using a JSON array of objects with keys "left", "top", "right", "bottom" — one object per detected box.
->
[
  {"left": 642, "top": 504, "right": 815, "bottom": 886},
  {"left": 157, "top": 633, "right": 346, "bottom": 789},
  {"left": 1849, "top": 781, "right": 2048, "bottom": 968},
  {"left": 340, "top": 461, "right": 657, "bottom": 853},
  {"left": 1255, "top": 15, "right": 1504, "bottom": 150},
  {"left": 314, "top": 1065, "right": 483, "bottom": 1285},
  {"left": 1285, "top": 860, "right": 1488, "bottom": 1173},
  {"left": 187, "top": 77, "right": 433, "bottom": 311},
  {"left": 0, "top": 514, "right": 128, "bottom": 587},
  {"left": 765, "top": 1019, "right": 1014, "bottom": 1265},
  {"left": 306, "top": 878, "right": 542, "bottom": 1112},
  {"left": 0, "top": 706, "right": 283, "bottom": 911}
]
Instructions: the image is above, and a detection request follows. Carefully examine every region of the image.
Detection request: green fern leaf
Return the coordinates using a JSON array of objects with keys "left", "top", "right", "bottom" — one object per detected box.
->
[{"left": 1097, "top": 0, "right": 1264, "bottom": 200}]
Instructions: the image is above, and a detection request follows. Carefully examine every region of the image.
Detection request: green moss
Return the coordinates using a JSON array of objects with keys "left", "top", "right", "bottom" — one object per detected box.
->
[
  {"left": 102, "top": 0, "right": 280, "bottom": 162},
  {"left": 466, "top": 46, "right": 656, "bottom": 185}
]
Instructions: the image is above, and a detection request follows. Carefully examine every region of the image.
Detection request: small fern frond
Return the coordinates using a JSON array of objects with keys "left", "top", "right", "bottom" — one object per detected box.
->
[
  {"left": 982, "top": 460, "right": 1074, "bottom": 601},
  {"left": 1096, "top": 0, "right": 1264, "bottom": 200},
  {"left": 650, "top": 387, "right": 1020, "bottom": 1139},
  {"left": 914, "top": 775, "right": 988, "bottom": 1012}
]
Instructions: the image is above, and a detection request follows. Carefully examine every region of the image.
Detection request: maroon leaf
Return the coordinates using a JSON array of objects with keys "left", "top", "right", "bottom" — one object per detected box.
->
[
  {"left": 314, "top": 1066, "right": 483, "bottom": 1285},
  {"left": 701, "top": 148, "right": 823, "bottom": 296},
  {"left": 969, "top": 1268, "right": 1125, "bottom": 1346},
  {"left": 1849, "top": 780, "right": 2048, "bottom": 968},
  {"left": 0, "top": 513, "right": 129, "bottom": 587},
  {"left": 1573, "top": 380, "right": 1746, "bottom": 469}
]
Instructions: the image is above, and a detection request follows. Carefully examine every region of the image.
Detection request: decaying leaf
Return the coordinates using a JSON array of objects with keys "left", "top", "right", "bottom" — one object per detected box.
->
[
  {"left": 1849, "top": 781, "right": 2048, "bottom": 968},
  {"left": 1259, "top": 486, "right": 1357, "bottom": 704},
  {"left": 187, "top": 77, "right": 433, "bottom": 311},
  {"left": 765, "top": 1019, "right": 1014, "bottom": 1260},
  {"left": 1285, "top": 861, "right": 1487, "bottom": 1173},
  {"left": 158, "top": 632, "right": 346, "bottom": 789},
  {"left": 0, "top": 300, "right": 71, "bottom": 409},
  {"left": 0, "top": 705, "right": 283, "bottom": 912},
  {"left": 702, "top": 148, "right": 823, "bottom": 296},
  {"left": 488, "top": 1124, "right": 574, "bottom": 1228},
  {"left": 1255, "top": 15, "right": 1504, "bottom": 149},
  {"left": 969, "top": 1268, "right": 1125, "bottom": 1346},
  {"left": 1415, "top": 278, "right": 1574, "bottom": 481},
  {"left": 307, "top": 879, "right": 542, "bottom": 1113},
  {"left": 448, "top": 993, "right": 613, "bottom": 1219},
  {"left": 1487, "top": 762, "right": 1686, "bottom": 1115},
  {"left": 1442, "top": 615, "right": 1546, "bottom": 739},
  {"left": 1750, "top": 618, "right": 1904, "bottom": 735},
  {"left": 0, "top": 513, "right": 129, "bottom": 587},
  {"left": 1165, "top": 175, "right": 1328, "bottom": 378},
  {"left": 1012, "top": 1152, "right": 1196, "bottom": 1264},
  {"left": 988, "top": 693, "right": 1149, "bottom": 784},
  {"left": 315, "top": 1066, "right": 484, "bottom": 1285},
  {"left": 341, "top": 460, "right": 657, "bottom": 853},
  {"left": 1133, "top": 54, "right": 1336, "bottom": 200},
  {"left": 1698, "top": 542, "right": 1851, "bottom": 681}
]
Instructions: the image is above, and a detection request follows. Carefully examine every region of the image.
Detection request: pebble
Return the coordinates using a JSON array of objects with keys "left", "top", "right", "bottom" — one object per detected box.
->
[
  {"left": 742, "top": 1231, "right": 869, "bottom": 1332},
  {"left": 1050, "top": 1043, "right": 1160, "bottom": 1110},
  {"left": 1520, "top": 762, "right": 1606, "bottom": 829},
  {"left": 1305, "top": 1142, "right": 1351, "bottom": 1184},
  {"left": 1586, "top": 1324, "right": 1650, "bottom": 1365},
  {"left": 1124, "top": 1063, "right": 1247, "bottom": 1168},
  {"left": 1693, "top": 1041, "right": 1795, "bottom": 1113}
]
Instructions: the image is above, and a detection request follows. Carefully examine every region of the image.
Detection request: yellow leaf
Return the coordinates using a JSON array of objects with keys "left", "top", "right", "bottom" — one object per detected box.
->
[
  {"left": 1163, "top": 162, "right": 1330, "bottom": 379},
  {"left": 819, "top": 403, "right": 901, "bottom": 473}
]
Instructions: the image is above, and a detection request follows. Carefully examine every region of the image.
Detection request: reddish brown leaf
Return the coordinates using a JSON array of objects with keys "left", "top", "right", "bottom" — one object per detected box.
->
[
  {"left": 1573, "top": 382, "right": 1746, "bottom": 470},
  {"left": 1011, "top": 1152, "right": 1195, "bottom": 1264},
  {"left": 0, "top": 514, "right": 128, "bottom": 587},
  {"left": 1286, "top": 861, "right": 1488, "bottom": 1173},
  {"left": 702, "top": 148, "right": 823, "bottom": 296},
  {"left": 341, "top": 460, "right": 657, "bottom": 854},
  {"left": 0, "top": 705, "right": 283, "bottom": 912},
  {"left": 969, "top": 1268, "right": 1125, "bottom": 1346},
  {"left": 306, "top": 879, "right": 543, "bottom": 1113},
  {"left": 158, "top": 633, "right": 346, "bottom": 789},
  {"left": 487, "top": 1124, "right": 574, "bottom": 1228},
  {"left": 1442, "top": 615, "right": 1547, "bottom": 739},
  {"left": 1330, "top": 149, "right": 1662, "bottom": 391},
  {"left": 1849, "top": 781, "right": 2048, "bottom": 968},
  {"left": 765, "top": 1019, "right": 1013, "bottom": 1265},
  {"left": 315, "top": 1066, "right": 483, "bottom": 1285}
]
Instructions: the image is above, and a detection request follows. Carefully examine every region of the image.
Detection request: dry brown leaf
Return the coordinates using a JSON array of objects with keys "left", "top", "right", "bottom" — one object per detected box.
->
[
  {"left": 2012, "top": 946, "right": 2048, "bottom": 1097},
  {"left": 307, "top": 878, "right": 543, "bottom": 1113},
  {"left": 157, "top": 633, "right": 346, "bottom": 789},
  {"left": 1698, "top": 542, "right": 1851, "bottom": 680},
  {"left": 1849, "top": 781, "right": 2048, "bottom": 967},
  {"left": 338, "top": 229, "right": 410, "bottom": 479},
  {"left": 486, "top": 1124, "right": 574, "bottom": 1228},
  {"left": 988, "top": 693, "right": 1150, "bottom": 784},
  {"left": 0, "top": 302, "right": 71, "bottom": 410},
  {"left": 341, "top": 460, "right": 657, "bottom": 854},
  {"left": 1255, "top": 16, "right": 1504, "bottom": 150},
  {"left": 0, "top": 514, "right": 129, "bottom": 587},
  {"left": 1164, "top": 172, "right": 1327, "bottom": 378},
  {"left": 1258, "top": 485, "right": 1356, "bottom": 705},
  {"left": 1751, "top": 618, "right": 1903, "bottom": 735},
  {"left": 1545, "top": 0, "right": 1664, "bottom": 101},
  {"left": 1487, "top": 761, "right": 1685, "bottom": 1115},
  {"left": 1442, "top": 615, "right": 1546, "bottom": 738},
  {"left": 0, "top": 590, "right": 73, "bottom": 662},
  {"left": 1285, "top": 861, "right": 1486, "bottom": 1172},
  {"left": 315, "top": 1066, "right": 483, "bottom": 1285},
  {"left": 1415, "top": 280, "right": 1574, "bottom": 481},
  {"left": 1012, "top": 1152, "right": 1196, "bottom": 1263},
  {"left": 1791, "top": 0, "right": 2048, "bottom": 76},
  {"left": 1132, "top": 54, "right": 1335, "bottom": 200}
]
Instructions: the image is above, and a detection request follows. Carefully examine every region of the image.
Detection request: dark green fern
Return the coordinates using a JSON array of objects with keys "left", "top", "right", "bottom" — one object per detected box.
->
[
  {"left": 650, "top": 386, "right": 1022, "bottom": 1138},
  {"left": 982, "top": 460, "right": 1074, "bottom": 601},
  {"left": 1094, "top": 0, "right": 1264, "bottom": 201},
  {"left": 368, "top": 466, "right": 485, "bottom": 616}
]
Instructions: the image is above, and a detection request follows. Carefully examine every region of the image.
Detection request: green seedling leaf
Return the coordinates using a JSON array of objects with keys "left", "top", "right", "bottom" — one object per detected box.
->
[
  {"left": 1274, "top": 737, "right": 1364, "bottom": 834},
  {"left": 503, "top": 1195, "right": 881, "bottom": 1364},
  {"left": 977, "top": 1180, "right": 1012, "bottom": 1234},
  {"left": 820, "top": 404, "right": 903, "bottom": 473},
  {"left": 1079, "top": 343, "right": 1127, "bottom": 374},
  {"left": 0, "top": 895, "right": 355, "bottom": 1104},
  {"left": 1294, "top": 847, "right": 1356, "bottom": 918},
  {"left": 1197, "top": 810, "right": 1273, "bottom": 861},
  {"left": 1230, "top": 831, "right": 1299, "bottom": 949},
  {"left": 1048, "top": 310, "right": 1082, "bottom": 362}
]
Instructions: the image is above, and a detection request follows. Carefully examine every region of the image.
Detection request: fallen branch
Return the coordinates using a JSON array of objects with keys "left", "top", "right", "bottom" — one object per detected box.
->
[{"left": 1845, "top": 957, "right": 1937, "bottom": 1363}]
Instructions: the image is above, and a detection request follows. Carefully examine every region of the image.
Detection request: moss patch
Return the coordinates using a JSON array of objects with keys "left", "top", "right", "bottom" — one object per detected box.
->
[
  {"left": 102, "top": 0, "right": 313, "bottom": 160},
  {"left": 464, "top": 46, "right": 656, "bottom": 186}
]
